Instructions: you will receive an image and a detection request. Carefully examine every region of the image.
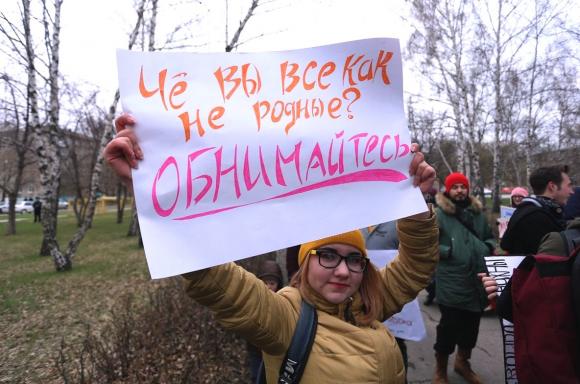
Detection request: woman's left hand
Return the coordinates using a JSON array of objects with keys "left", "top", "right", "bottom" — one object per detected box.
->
[{"left": 409, "top": 143, "right": 436, "bottom": 194}]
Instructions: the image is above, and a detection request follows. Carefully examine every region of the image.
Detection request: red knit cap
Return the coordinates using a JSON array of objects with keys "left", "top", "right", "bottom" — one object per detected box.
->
[{"left": 445, "top": 172, "right": 469, "bottom": 193}]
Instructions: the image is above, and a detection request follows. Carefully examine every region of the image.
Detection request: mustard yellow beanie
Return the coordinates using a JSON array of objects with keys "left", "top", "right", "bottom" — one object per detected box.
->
[{"left": 298, "top": 230, "right": 367, "bottom": 266}]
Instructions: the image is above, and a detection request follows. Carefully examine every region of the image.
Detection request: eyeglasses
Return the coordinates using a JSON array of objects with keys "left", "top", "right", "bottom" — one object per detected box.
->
[{"left": 309, "top": 248, "right": 368, "bottom": 273}]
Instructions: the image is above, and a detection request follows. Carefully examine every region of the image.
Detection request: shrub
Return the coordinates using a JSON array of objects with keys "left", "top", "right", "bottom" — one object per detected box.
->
[{"left": 56, "top": 278, "right": 250, "bottom": 383}]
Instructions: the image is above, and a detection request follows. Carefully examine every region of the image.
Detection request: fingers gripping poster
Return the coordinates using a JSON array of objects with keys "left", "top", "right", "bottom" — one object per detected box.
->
[{"left": 117, "top": 39, "right": 426, "bottom": 278}]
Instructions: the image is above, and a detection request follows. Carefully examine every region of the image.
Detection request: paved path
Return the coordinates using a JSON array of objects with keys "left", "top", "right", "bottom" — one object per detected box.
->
[{"left": 406, "top": 291, "right": 505, "bottom": 384}]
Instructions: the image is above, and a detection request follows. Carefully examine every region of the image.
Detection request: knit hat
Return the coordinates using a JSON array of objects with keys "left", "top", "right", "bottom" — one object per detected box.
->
[
  {"left": 510, "top": 187, "right": 529, "bottom": 198},
  {"left": 298, "top": 230, "right": 366, "bottom": 267},
  {"left": 445, "top": 172, "right": 469, "bottom": 193},
  {"left": 257, "top": 260, "right": 283, "bottom": 287}
]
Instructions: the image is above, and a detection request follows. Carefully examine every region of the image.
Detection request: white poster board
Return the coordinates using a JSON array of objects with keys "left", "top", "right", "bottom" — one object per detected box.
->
[
  {"left": 500, "top": 206, "right": 516, "bottom": 219},
  {"left": 498, "top": 206, "right": 516, "bottom": 239},
  {"left": 485, "top": 255, "right": 525, "bottom": 384},
  {"left": 368, "top": 250, "right": 427, "bottom": 341},
  {"left": 117, "top": 39, "right": 427, "bottom": 278}
]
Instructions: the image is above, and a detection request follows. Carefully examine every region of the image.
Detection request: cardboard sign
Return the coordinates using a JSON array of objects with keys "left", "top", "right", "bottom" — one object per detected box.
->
[
  {"left": 368, "top": 250, "right": 427, "bottom": 341},
  {"left": 485, "top": 255, "right": 525, "bottom": 384},
  {"left": 117, "top": 39, "right": 426, "bottom": 278}
]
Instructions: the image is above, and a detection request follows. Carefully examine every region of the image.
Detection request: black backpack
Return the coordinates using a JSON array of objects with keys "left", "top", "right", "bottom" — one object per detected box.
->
[
  {"left": 497, "top": 228, "right": 580, "bottom": 383},
  {"left": 256, "top": 300, "right": 317, "bottom": 384}
]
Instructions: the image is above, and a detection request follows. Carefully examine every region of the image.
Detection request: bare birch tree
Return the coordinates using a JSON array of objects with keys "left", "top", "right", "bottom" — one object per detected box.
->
[
  {"left": 0, "top": 74, "right": 35, "bottom": 235},
  {"left": 519, "top": 0, "right": 571, "bottom": 180},
  {"left": 473, "top": 0, "right": 534, "bottom": 211},
  {"left": 126, "top": 0, "right": 265, "bottom": 242},
  {"left": 407, "top": 0, "right": 488, "bottom": 200},
  {"left": 1, "top": 0, "right": 61, "bottom": 254},
  {"left": 62, "top": 0, "right": 148, "bottom": 262}
]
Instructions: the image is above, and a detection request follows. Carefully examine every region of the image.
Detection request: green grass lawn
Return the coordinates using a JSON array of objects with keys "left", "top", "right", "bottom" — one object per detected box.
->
[{"left": 0, "top": 211, "right": 151, "bottom": 383}]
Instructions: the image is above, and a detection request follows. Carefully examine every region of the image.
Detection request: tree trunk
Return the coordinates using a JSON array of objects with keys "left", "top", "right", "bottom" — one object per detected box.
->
[
  {"left": 5, "top": 193, "right": 17, "bottom": 235},
  {"left": 127, "top": 200, "right": 140, "bottom": 236},
  {"left": 127, "top": 201, "right": 143, "bottom": 248},
  {"left": 491, "top": 0, "right": 503, "bottom": 214},
  {"left": 61, "top": 0, "right": 147, "bottom": 260},
  {"left": 116, "top": 182, "right": 127, "bottom": 224},
  {"left": 0, "top": 74, "right": 32, "bottom": 235}
]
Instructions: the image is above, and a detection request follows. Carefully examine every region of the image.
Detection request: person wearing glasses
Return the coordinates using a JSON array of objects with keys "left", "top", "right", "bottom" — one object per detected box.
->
[{"left": 105, "top": 115, "right": 441, "bottom": 383}]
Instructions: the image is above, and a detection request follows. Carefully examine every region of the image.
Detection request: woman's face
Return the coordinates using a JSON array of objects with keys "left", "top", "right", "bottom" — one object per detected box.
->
[
  {"left": 306, "top": 243, "right": 365, "bottom": 304},
  {"left": 511, "top": 195, "right": 524, "bottom": 206}
]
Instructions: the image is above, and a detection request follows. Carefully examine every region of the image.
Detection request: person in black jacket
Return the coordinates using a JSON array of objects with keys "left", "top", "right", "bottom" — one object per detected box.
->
[
  {"left": 500, "top": 165, "right": 574, "bottom": 255},
  {"left": 33, "top": 198, "right": 42, "bottom": 222}
]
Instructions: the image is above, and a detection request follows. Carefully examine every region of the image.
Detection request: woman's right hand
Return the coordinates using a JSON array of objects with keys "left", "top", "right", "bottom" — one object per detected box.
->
[{"left": 104, "top": 114, "right": 143, "bottom": 187}]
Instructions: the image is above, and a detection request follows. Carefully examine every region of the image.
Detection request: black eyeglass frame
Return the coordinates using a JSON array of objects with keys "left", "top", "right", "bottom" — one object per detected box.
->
[{"left": 309, "top": 248, "right": 369, "bottom": 273}]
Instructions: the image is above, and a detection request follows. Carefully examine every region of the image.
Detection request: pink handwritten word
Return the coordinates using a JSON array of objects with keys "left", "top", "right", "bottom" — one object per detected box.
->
[
  {"left": 150, "top": 131, "right": 410, "bottom": 219},
  {"left": 174, "top": 169, "right": 406, "bottom": 221}
]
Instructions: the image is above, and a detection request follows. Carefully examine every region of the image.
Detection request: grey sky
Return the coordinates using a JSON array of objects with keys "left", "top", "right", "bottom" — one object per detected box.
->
[{"left": 56, "top": 0, "right": 414, "bottom": 104}]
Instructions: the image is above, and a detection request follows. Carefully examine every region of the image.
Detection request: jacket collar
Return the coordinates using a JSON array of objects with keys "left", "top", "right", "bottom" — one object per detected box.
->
[{"left": 436, "top": 192, "right": 483, "bottom": 215}]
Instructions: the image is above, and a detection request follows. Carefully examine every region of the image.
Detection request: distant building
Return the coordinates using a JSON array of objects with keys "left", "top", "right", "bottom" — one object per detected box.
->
[{"left": 0, "top": 125, "right": 120, "bottom": 201}]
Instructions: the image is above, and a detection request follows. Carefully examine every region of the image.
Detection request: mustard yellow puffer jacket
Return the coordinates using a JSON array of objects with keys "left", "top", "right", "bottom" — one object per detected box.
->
[{"left": 183, "top": 214, "right": 438, "bottom": 383}]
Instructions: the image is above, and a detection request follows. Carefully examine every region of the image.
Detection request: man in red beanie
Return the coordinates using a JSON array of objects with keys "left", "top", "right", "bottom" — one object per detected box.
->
[{"left": 432, "top": 172, "right": 495, "bottom": 384}]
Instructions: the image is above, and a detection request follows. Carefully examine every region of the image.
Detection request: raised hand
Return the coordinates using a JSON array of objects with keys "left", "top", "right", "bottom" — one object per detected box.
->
[
  {"left": 103, "top": 114, "right": 143, "bottom": 186},
  {"left": 408, "top": 143, "right": 436, "bottom": 194}
]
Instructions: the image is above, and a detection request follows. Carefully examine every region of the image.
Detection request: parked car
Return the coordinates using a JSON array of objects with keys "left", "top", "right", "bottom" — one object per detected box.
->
[
  {"left": 14, "top": 200, "right": 34, "bottom": 213},
  {"left": 58, "top": 199, "right": 69, "bottom": 209},
  {"left": 0, "top": 202, "right": 8, "bottom": 214}
]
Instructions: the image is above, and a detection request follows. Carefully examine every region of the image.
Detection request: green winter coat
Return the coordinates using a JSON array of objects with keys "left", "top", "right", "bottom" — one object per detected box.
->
[{"left": 435, "top": 193, "right": 495, "bottom": 312}]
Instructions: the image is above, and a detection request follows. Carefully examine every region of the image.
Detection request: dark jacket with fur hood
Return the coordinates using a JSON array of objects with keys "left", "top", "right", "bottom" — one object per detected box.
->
[{"left": 435, "top": 193, "right": 496, "bottom": 312}]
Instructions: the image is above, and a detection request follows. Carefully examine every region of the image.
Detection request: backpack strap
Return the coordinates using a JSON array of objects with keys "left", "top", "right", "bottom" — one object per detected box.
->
[
  {"left": 562, "top": 228, "right": 580, "bottom": 331},
  {"left": 560, "top": 228, "right": 580, "bottom": 257},
  {"left": 256, "top": 300, "right": 318, "bottom": 384},
  {"left": 454, "top": 213, "right": 481, "bottom": 240},
  {"left": 520, "top": 197, "right": 542, "bottom": 207}
]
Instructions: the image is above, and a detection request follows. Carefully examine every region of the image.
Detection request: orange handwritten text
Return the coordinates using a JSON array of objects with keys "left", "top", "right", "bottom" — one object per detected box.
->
[
  {"left": 177, "top": 106, "right": 225, "bottom": 141},
  {"left": 139, "top": 66, "right": 226, "bottom": 141},
  {"left": 280, "top": 60, "right": 336, "bottom": 94},
  {"left": 252, "top": 96, "right": 343, "bottom": 133},
  {"left": 342, "top": 50, "right": 393, "bottom": 86},
  {"left": 139, "top": 66, "right": 188, "bottom": 111},
  {"left": 214, "top": 63, "right": 262, "bottom": 101}
]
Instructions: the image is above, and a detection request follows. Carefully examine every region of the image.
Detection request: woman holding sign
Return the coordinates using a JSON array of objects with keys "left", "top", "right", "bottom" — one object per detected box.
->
[{"left": 106, "top": 114, "right": 437, "bottom": 383}]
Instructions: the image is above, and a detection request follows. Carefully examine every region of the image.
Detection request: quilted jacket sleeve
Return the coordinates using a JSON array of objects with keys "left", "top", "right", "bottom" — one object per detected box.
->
[
  {"left": 182, "top": 263, "right": 298, "bottom": 355},
  {"left": 378, "top": 212, "right": 439, "bottom": 320}
]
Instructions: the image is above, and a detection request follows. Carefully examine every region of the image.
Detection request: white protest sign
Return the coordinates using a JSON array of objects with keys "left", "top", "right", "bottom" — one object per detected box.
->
[
  {"left": 500, "top": 206, "right": 515, "bottom": 219},
  {"left": 117, "top": 39, "right": 426, "bottom": 278},
  {"left": 485, "top": 255, "right": 525, "bottom": 384},
  {"left": 368, "top": 250, "right": 427, "bottom": 341},
  {"left": 498, "top": 207, "right": 516, "bottom": 238}
]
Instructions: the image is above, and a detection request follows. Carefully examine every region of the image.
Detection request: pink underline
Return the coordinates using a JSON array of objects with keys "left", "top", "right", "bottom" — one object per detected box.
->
[{"left": 173, "top": 168, "right": 407, "bottom": 221}]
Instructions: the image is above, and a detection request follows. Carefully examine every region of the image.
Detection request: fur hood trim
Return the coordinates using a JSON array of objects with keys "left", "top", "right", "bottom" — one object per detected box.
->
[{"left": 436, "top": 192, "right": 483, "bottom": 215}]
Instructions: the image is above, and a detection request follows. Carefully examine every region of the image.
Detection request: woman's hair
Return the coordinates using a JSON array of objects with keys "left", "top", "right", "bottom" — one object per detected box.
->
[{"left": 290, "top": 254, "right": 384, "bottom": 326}]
